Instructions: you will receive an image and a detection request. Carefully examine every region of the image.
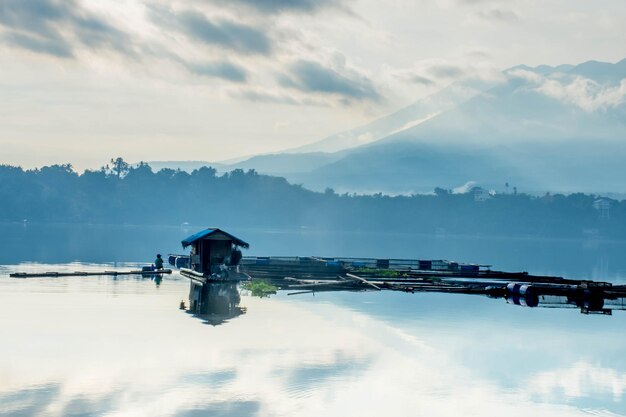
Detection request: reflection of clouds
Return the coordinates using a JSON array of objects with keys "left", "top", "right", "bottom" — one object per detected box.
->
[
  {"left": 0, "top": 274, "right": 377, "bottom": 416},
  {"left": 528, "top": 362, "right": 626, "bottom": 402},
  {"left": 1, "top": 269, "right": 626, "bottom": 416},
  {"left": 0, "top": 384, "right": 60, "bottom": 417}
]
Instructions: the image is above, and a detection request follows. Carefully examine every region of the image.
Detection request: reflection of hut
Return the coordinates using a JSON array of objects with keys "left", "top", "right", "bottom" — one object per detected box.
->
[
  {"left": 188, "top": 282, "right": 246, "bottom": 326},
  {"left": 181, "top": 228, "right": 249, "bottom": 275}
]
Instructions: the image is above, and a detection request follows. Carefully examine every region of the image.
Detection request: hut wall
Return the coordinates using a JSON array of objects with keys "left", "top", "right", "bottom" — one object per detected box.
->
[
  {"left": 208, "top": 240, "right": 232, "bottom": 264},
  {"left": 190, "top": 245, "right": 201, "bottom": 272}
]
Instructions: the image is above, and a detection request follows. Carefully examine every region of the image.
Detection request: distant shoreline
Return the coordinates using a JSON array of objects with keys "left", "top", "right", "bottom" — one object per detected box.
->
[{"left": 2, "top": 221, "right": 625, "bottom": 244}]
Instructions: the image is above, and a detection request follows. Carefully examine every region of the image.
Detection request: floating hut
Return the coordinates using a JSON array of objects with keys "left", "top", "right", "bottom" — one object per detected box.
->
[{"left": 180, "top": 228, "right": 250, "bottom": 281}]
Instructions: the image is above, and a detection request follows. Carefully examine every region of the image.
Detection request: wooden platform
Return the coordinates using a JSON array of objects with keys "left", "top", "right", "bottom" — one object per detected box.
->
[
  {"left": 179, "top": 267, "right": 251, "bottom": 284},
  {"left": 236, "top": 256, "right": 613, "bottom": 287},
  {"left": 10, "top": 269, "right": 172, "bottom": 278}
]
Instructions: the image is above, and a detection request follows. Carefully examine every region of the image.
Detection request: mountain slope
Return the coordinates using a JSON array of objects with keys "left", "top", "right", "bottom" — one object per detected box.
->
[
  {"left": 284, "top": 79, "right": 496, "bottom": 154},
  {"left": 290, "top": 58, "right": 626, "bottom": 193},
  {"left": 153, "top": 59, "right": 626, "bottom": 194},
  {"left": 225, "top": 152, "right": 342, "bottom": 174},
  {"left": 210, "top": 79, "right": 497, "bottom": 177}
]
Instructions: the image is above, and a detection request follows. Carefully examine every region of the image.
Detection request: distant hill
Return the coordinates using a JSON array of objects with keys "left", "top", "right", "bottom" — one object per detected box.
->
[
  {"left": 285, "top": 79, "right": 494, "bottom": 154},
  {"left": 224, "top": 152, "right": 342, "bottom": 175},
  {"left": 226, "top": 58, "right": 626, "bottom": 194},
  {"left": 148, "top": 154, "right": 343, "bottom": 176},
  {"left": 289, "top": 139, "right": 626, "bottom": 194},
  {"left": 147, "top": 160, "right": 224, "bottom": 172}
]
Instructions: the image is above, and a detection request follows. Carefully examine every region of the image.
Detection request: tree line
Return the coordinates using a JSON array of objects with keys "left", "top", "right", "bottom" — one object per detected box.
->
[{"left": 1, "top": 159, "right": 624, "bottom": 238}]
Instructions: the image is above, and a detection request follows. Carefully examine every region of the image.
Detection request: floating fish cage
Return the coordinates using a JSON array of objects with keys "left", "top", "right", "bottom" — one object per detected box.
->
[{"left": 241, "top": 256, "right": 486, "bottom": 272}]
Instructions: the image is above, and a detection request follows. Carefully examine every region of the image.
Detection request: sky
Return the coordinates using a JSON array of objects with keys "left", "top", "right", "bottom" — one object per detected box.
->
[{"left": 0, "top": 0, "right": 625, "bottom": 170}]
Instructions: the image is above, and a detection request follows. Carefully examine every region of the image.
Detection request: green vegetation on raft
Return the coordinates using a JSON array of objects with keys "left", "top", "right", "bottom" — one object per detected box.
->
[
  {"left": 352, "top": 268, "right": 408, "bottom": 278},
  {"left": 241, "top": 280, "right": 278, "bottom": 297}
]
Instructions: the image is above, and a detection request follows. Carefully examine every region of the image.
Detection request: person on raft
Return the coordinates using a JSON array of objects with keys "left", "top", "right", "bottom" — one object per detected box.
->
[{"left": 154, "top": 254, "right": 164, "bottom": 270}]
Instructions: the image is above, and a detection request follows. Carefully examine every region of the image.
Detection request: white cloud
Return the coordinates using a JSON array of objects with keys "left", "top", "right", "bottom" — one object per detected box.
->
[
  {"left": 537, "top": 78, "right": 626, "bottom": 112},
  {"left": 395, "top": 59, "right": 504, "bottom": 88},
  {"left": 526, "top": 361, "right": 626, "bottom": 402},
  {"left": 356, "top": 131, "right": 375, "bottom": 143},
  {"left": 509, "top": 69, "right": 626, "bottom": 112},
  {"left": 1, "top": 0, "right": 626, "bottom": 166},
  {"left": 507, "top": 68, "right": 544, "bottom": 83},
  {"left": 476, "top": 8, "right": 519, "bottom": 22},
  {"left": 274, "top": 120, "right": 291, "bottom": 130},
  {"left": 453, "top": 181, "right": 477, "bottom": 193},
  {"left": 388, "top": 112, "right": 440, "bottom": 135}
]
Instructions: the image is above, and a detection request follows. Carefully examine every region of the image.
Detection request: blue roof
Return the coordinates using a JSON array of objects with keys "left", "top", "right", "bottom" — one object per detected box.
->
[{"left": 181, "top": 228, "right": 250, "bottom": 249}]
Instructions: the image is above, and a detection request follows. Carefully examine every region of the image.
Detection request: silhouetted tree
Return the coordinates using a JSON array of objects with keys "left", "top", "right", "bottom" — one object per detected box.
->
[{"left": 109, "top": 157, "right": 130, "bottom": 179}]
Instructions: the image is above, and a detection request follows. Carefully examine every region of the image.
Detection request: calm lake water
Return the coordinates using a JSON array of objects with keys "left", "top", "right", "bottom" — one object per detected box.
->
[{"left": 1, "top": 223, "right": 626, "bottom": 416}]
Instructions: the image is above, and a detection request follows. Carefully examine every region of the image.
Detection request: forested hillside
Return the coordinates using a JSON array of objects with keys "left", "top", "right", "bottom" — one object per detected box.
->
[{"left": 1, "top": 160, "right": 624, "bottom": 238}]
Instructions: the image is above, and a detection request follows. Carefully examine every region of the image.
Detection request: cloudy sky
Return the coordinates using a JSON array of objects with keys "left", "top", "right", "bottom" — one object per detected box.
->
[{"left": 1, "top": 0, "right": 625, "bottom": 169}]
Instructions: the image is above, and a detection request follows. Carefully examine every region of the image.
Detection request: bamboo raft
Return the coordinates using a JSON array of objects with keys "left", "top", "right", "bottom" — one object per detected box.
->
[
  {"left": 262, "top": 273, "right": 626, "bottom": 315},
  {"left": 9, "top": 269, "right": 172, "bottom": 278},
  {"left": 237, "top": 255, "right": 610, "bottom": 285},
  {"left": 232, "top": 256, "right": 626, "bottom": 315}
]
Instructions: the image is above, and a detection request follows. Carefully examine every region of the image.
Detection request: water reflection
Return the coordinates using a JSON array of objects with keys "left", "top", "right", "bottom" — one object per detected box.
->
[
  {"left": 187, "top": 282, "right": 246, "bottom": 326},
  {"left": 2, "top": 264, "right": 626, "bottom": 416},
  {"left": 151, "top": 273, "right": 163, "bottom": 287},
  {"left": 504, "top": 293, "right": 626, "bottom": 314}
]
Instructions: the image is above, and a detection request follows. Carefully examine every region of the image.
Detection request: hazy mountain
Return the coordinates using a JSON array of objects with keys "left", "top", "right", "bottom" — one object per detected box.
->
[
  {"left": 283, "top": 58, "right": 626, "bottom": 194},
  {"left": 377, "top": 59, "right": 626, "bottom": 145},
  {"left": 152, "top": 58, "right": 626, "bottom": 194},
  {"left": 147, "top": 160, "right": 225, "bottom": 172},
  {"left": 223, "top": 152, "right": 342, "bottom": 174},
  {"left": 285, "top": 79, "right": 495, "bottom": 154},
  {"left": 208, "top": 79, "right": 499, "bottom": 178},
  {"left": 148, "top": 154, "right": 343, "bottom": 176},
  {"left": 567, "top": 58, "right": 626, "bottom": 84},
  {"left": 145, "top": 82, "right": 486, "bottom": 176},
  {"left": 290, "top": 139, "right": 626, "bottom": 194}
]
